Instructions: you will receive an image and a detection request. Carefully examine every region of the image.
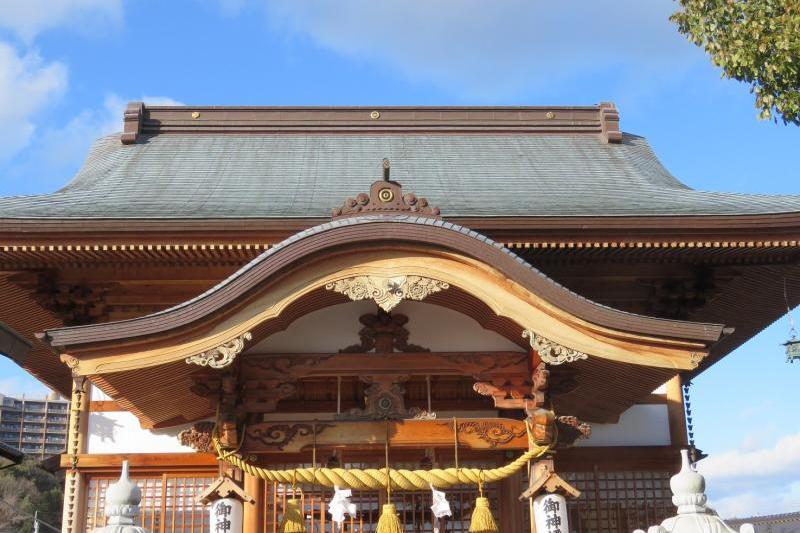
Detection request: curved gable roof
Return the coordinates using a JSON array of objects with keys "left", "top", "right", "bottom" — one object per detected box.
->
[{"left": 42, "top": 214, "right": 725, "bottom": 349}]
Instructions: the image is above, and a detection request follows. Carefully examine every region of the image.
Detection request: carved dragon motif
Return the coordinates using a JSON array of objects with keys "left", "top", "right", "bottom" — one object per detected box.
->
[
  {"left": 247, "top": 423, "right": 334, "bottom": 451},
  {"left": 452, "top": 420, "right": 527, "bottom": 448}
]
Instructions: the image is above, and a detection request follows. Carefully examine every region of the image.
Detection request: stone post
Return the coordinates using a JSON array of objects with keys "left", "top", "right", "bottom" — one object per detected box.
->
[{"left": 91, "top": 460, "right": 149, "bottom": 533}]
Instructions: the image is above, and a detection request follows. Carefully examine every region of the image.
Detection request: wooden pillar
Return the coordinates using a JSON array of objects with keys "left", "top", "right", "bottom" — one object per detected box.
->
[
  {"left": 243, "top": 472, "right": 263, "bottom": 533},
  {"left": 498, "top": 470, "right": 524, "bottom": 533},
  {"left": 666, "top": 375, "right": 688, "bottom": 448},
  {"left": 62, "top": 377, "right": 90, "bottom": 533}
]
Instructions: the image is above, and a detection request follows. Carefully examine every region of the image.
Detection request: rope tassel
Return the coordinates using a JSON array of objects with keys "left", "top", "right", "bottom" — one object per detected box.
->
[
  {"left": 279, "top": 498, "right": 307, "bottom": 533},
  {"left": 376, "top": 503, "right": 403, "bottom": 533},
  {"left": 469, "top": 496, "right": 499, "bottom": 533}
]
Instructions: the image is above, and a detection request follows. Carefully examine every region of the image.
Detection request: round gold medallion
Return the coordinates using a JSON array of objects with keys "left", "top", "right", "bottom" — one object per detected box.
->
[
  {"left": 191, "top": 111, "right": 201, "bottom": 119},
  {"left": 378, "top": 188, "right": 394, "bottom": 202},
  {"left": 370, "top": 110, "right": 381, "bottom": 120}
]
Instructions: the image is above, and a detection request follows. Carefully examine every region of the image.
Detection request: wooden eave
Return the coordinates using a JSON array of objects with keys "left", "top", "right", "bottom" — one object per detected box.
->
[
  {"left": 39, "top": 218, "right": 725, "bottom": 349},
  {"left": 27, "top": 216, "right": 730, "bottom": 428},
  {"left": 2, "top": 211, "right": 800, "bottom": 242}
]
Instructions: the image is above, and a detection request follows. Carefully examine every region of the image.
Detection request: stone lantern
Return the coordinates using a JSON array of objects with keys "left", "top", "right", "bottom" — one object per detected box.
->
[
  {"left": 633, "top": 450, "right": 754, "bottom": 533},
  {"left": 92, "top": 460, "right": 149, "bottom": 533}
]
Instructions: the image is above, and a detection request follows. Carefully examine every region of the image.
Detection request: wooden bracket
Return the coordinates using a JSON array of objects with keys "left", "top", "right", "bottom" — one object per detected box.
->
[{"left": 519, "top": 459, "right": 581, "bottom": 501}]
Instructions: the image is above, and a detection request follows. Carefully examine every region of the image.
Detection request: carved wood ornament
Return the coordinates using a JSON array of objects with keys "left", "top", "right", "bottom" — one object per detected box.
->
[
  {"left": 340, "top": 310, "right": 428, "bottom": 352},
  {"left": 326, "top": 275, "right": 449, "bottom": 312},
  {"left": 522, "top": 330, "right": 589, "bottom": 365},
  {"left": 473, "top": 362, "right": 549, "bottom": 414},
  {"left": 178, "top": 421, "right": 215, "bottom": 453},
  {"left": 337, "top": 375, "right": 434, "bottom": 420},
  {"left": 185, "top": 332, "right": 253, "bottom": 369},
  {"left": 242, "top": 418, "right": 532, "bottom": 454},
  {"left": 247, "top": 423, "right": 334, "bottom": 451},
  {"left": 448, "top": 420, "right": 528, "bottom": 448}
]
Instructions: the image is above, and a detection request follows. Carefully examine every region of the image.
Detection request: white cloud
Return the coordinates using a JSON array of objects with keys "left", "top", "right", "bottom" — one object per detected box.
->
[
  {"left": 0, "top": 0, "right": 123, "bottom": 43},
  {"left": 0, "top": 42, "right": 67, "bottom": 161},
  {"left": 264, "top": 0, "right": 699, "bottom": 99},
  {"left": 0, "top": 375, "right": 51, "bottom": 399},
  {"left": 711, "top": 481, "right": 800, "bottom": 520},
  {"left": 35, "top": 94, "right": 184, "bottom": 172},
  {"left": 700, "top": 433, "right": 800, "bottom": 480},
  {"left": 698, "top": 432, "right": 800, "bottom": 518}
]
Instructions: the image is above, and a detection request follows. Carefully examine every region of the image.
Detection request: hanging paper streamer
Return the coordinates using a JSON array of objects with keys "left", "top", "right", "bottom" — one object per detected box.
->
[
  {"left": 430, "top": 485, "right": 452, "bottom": 533},
  {"left": 328, "top": 486, "right": 357, "bottom": 526}
]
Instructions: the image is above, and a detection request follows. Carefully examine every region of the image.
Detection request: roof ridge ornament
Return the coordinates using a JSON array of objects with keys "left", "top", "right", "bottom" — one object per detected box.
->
[{"left": 331, "top": 159, "right": 441, "bottom": 219}]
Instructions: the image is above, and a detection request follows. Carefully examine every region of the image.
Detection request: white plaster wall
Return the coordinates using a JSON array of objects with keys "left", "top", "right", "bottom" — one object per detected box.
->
[
  {"left": 251, "top": 300, "right": 524, "bottom": 353},
  {"left": 652, "top": 383, "right": 667, "bottom": 394},
  {"left": 90, "top": 384, "right": 112, "bottom": 401},
  {"left": 575, "top": 404, "right": 671, "bottom": 447},
  {"left": 87, "top": 411, "right": 198, "bottom": 454}
]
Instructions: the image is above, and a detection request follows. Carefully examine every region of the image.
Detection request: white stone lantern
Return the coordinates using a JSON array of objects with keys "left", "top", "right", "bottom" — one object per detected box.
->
[
  {"left": 92, "top": 460, "right": 149, "bottom": 533},
  {"left": 633, "top": 450, "right": 754, "bottom": 533}
]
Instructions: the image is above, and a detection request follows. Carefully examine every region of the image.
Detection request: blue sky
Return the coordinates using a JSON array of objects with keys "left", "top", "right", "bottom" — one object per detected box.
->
[{"left": 0, "top": 0, "right": 798, "bottom": 519}]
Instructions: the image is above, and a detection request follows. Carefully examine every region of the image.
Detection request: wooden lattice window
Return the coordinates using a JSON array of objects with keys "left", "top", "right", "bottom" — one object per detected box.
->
[
  {"left": 85, "top": 474, "right": 215, "bottom": 533},
  {"left": 562, "top": 470, "right": 672, "bottom": 533},
  {"left": 263, "top": 460, "right": 498, "bottom": 533}
]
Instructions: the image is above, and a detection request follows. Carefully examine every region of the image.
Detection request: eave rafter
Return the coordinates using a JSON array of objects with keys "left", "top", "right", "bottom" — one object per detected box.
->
[
  {"left": 55, "top": 250, "right": 713, "bottom": 377},
  {"left": 37, "top": 216, "right": 725, "bottom": 427}
]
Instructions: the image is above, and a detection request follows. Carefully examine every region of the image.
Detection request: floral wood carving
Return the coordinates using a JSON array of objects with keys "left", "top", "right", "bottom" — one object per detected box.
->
[
  {"left": 185, "top": 332, "right": 253, "bottom": 369},
  {"left": 247, "top": 423, "right": 334, "bottom": 451},
  {"left": 337, "top": 375, "right": 434, "bottom": 420},
  {"left": 522, "top": 330, "right": 588, "bottom": 366},
  {"left": 556, "top": 416, "right": 592, "bottom": 443},
  {"left": 326, "top": 275, "right": 449, "bottom": 312},
  {"left": 332, "top": 167, "right": 441, "bottom": 219},
  {"left": 450, "top": 420, "right": 527, "bottom": 448},
  {"left": 340, "top": 310, "right": 429, "bottom": 353},
  {"left": 178, "top": 422, "right": 215, "bottom": 453}
]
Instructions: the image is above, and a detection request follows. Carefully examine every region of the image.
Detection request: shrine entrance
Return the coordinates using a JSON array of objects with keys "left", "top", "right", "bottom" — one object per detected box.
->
[
  {"left": 262, "top": 477, "right": 496, "bottom": 533},
  {"left": 49, "top": 178, "right": 721, "bottom": 533}
]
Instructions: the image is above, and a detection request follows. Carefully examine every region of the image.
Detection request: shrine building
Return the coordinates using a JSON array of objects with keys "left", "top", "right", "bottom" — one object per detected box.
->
[{"left": 1, "top": 104, "right": 799, "bottom": 533}]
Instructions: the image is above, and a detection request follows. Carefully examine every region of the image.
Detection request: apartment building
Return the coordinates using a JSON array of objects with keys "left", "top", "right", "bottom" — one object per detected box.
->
[{"left": 0, "top": 392, "right": 69, "bottom": 459}]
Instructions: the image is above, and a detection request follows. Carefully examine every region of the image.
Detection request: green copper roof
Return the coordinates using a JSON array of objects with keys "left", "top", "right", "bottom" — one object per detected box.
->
[{"left": 1, "top": 132, "right": 798, "bottom": 218}]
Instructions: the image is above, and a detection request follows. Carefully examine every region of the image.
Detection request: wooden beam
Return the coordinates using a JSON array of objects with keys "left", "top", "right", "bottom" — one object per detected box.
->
[
  {"left": 89, "top": 400, "right": 121, "bottom": 412},
  {"left": 243, "top": 419, "right": 529, "bottom": 453},
  {"left": 60, "top": 452, "right": 217, "bottom": 472}
]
